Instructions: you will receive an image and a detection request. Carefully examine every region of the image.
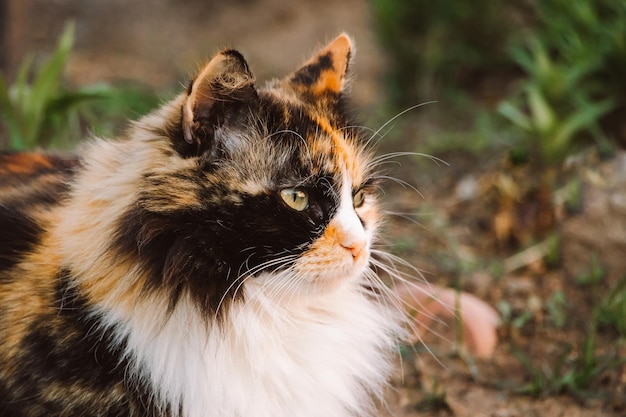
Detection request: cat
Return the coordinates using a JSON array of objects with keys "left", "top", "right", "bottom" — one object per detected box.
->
[{"left": 0, "top": 34, "right": 407, "bottom": 417}]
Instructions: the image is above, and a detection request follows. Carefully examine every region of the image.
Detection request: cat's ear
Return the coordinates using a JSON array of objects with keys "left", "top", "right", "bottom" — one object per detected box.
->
[
  {"left": 288, "top": 33, "right": 353, "bottom": 100},
  {"left": 182, "top": 49, "right": 257, "bottom": 147}
]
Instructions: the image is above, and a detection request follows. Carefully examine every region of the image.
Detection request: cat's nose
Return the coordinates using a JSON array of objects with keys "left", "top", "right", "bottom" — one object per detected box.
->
[
  {"left": 332, "top": 209, "right": 367, "bottom": 260},
  {"left": 341, "top": 239, "right": 366, "bottom": 259}
]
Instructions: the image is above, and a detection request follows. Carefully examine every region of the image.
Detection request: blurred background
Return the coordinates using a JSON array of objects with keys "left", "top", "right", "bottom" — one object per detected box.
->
[{"left": 1, "top": 0, "right": 626, "bottom": 416}]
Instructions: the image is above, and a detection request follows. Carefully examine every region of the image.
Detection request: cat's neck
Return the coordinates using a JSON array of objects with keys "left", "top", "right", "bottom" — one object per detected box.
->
[{"left": 96, "top": 276, "right": 401, "bottom": 417}]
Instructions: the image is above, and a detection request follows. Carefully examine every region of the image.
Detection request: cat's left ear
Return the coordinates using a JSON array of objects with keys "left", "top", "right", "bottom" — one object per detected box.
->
[
  {"left": 182, "top": 49, "right": 257, "bottom": 148},
  {"left": 288, "top": 33, "right": 353, "bottom": 100}
]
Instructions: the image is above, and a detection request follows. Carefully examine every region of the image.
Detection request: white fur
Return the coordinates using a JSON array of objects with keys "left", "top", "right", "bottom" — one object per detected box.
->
[
  {"left": 104, "top": 277, "right": 400, "bottom": 417},
  {"left": 96, "top": 175, "right": 403, "bottom": 417},
  {"left": 334, "top": 172, "right": 368, "bottom": 254}
]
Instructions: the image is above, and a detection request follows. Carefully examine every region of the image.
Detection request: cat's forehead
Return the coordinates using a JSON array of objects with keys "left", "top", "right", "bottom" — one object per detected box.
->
[{"left": 254, "top": 89, "right": 367, "bottom": 187}]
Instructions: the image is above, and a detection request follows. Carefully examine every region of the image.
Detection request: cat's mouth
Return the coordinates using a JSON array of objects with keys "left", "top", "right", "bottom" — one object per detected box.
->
[
  {"left": 241, "top": 240, "right": 370, "bottom": 299},
  {"left": 297, "top": 242, "right": 370, "bottom": 289}
]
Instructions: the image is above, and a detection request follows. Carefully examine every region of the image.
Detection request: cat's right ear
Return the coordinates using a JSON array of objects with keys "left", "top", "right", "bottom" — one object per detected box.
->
[{"left": 181, "top": 50, "right": 257, "bottom": 152}]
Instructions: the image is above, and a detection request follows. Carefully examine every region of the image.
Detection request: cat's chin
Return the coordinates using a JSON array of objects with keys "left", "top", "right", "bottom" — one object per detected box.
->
[{"left": 308, "top": 251, "right": 371, "bottom": 292}]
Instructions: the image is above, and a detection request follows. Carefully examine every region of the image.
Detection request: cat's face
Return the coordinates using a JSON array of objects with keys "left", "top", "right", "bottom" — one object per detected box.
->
[{"left": 114, "top": 34, "right": 381, "bottom": 313}]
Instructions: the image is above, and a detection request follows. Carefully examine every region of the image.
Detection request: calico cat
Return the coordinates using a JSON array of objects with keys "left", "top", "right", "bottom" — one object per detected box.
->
[{"left": 0, "top": 34, "right": 406, "bottom": 417}]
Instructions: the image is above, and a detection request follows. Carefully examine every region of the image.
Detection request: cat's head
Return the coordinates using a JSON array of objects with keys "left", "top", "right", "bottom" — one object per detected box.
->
[{"left": 115, "top": 34, "right": 383, "bottom": 314}]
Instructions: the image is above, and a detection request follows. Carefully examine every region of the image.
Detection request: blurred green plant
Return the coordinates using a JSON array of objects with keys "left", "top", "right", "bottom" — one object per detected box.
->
[
  {"left": 0, "top": 24, "right": 159, "bottom": 150},
  {"left": 534, "top": 0, "right": 626, "bottom": 98},
  {"left": 371, "top": 0, "right": 516, "bottom": 106},
  {"left": 509, "top": 257, "right": 626, "bottom": 398},
  {"left": 79, "top": 83, "right": 161, "bottom": 139},
  {"left": 416, "top": 377, "right": 450, "bottom": 413},
  {"left": 498, "top": 40, "right": 614, "bottom": 165},
  {"left": 597, "top": 277, "right": 626, "bottom": 338},
  {"left": 546, "top": 290, "right": 567, "bottom": 328},
  {"left": 510, "top": 335, "right": 622, "bottom": 398},
  {"left": 0, "top": 24, "right": 95, "bottom": 149},
  {"left": 575, "top": 253, "right": 605, "bottom": 286},
  {"left": 499, "top": 0, "right": 626, "bottom": 165}
]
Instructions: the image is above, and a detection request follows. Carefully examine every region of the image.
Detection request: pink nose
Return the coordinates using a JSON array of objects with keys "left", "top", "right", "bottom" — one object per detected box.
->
[{"left": 342, "top": 240, "right": 366, "bottom": 259}]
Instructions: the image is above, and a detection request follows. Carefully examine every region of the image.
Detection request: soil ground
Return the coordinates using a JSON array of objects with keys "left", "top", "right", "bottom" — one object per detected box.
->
[{"left": 379, "top": 149, "right": 626, "bottom": 417}]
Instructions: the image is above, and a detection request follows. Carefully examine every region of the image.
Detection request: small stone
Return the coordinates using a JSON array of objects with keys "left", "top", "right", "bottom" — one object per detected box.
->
[
  {"left": 455, "top": 175, "right": 479, "bottom": 201},
  {"left": 610, "top": 191, "right": 626, "bottom": 216}
]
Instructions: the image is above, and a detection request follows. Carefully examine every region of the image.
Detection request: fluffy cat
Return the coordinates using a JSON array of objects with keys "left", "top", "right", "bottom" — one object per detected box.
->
[{"left": 0, "top": 34, "right": 406, "bottom": 417}]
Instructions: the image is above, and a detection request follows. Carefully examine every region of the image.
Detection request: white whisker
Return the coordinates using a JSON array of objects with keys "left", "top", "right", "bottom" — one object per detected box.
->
[
  {"left": 372, "top": 174, "right": 424, "bottom": 198},
  {"left": 365, "top": 252, "right": 450, "bottom": 367},
  {"left": 381, "top": 211, "right": 433, "bottom": 231},
  {"left": 365, "top": 102, "right": 438, "bottom": 148},
  {"left": 371, "top": 151, "right": 448, "bottom": 167}
]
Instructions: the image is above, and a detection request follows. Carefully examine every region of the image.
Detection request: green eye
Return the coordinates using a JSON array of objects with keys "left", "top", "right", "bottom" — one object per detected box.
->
[
  {"left": 280, "top": 188, "right": 309, "bottom": 211},
  {"left": 353, "top": 188, "right": 365, "bottom": 208}
]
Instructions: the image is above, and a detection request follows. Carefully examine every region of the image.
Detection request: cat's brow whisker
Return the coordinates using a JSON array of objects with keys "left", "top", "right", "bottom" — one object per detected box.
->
[
  {"left": 295, "top": 172, "right": 320, "bottom": 189},
  {"left": 372, "top": 175, "right": 424, "bottom": 198},
  {"left": 336, "top": 125, "right": 378, "bottom": 135},
  {"left": 381, "top": 211, "right": 432, "bottom": 230},
  {"left": 364, "top": 101, "right": 438, "bottom": 148},
  {"left": 383, "top": 210, "right": 435, "bottom": 218},
  {"left": 371, "top": 151, "right": 449, "bottom": 167},
  {"left": 265, "top": 129, "right": 306, "bottom": 144},
  {"left": 364, "top": 123, "right": 394, "bottom": 150},
  {"left": 369, "top": 102, "right": 438, "bottom": 140},
  {"left": 367, "top": 159, "right": 403, "bottom": 170}
]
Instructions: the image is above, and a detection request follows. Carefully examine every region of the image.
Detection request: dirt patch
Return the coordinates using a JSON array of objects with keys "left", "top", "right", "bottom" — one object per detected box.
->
[{"left": 380, "top": 150, "right": 626, "bottom": 417}]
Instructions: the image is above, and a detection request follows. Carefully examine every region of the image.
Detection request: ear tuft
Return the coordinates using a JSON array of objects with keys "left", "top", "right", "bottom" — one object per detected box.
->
[
  {"left": 182, "top": 49, "right": 257, "bottom": 148},
  {"left": 289, "top": 33, "right": 354, "bottom": 98}
]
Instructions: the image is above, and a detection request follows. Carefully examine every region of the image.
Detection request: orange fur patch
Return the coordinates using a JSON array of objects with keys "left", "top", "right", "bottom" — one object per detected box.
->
[
  {"left": 311, "top": 113, "right": 362, "bottom": 183},
  {"left": 0, "top": 153, "right": 54, "bottom": 175},
  {"left": 0, "top": 236, "right": 60, "bottom": 363},
  {"left": 301, "top": 34, "right": 351, "bottom": 96}
]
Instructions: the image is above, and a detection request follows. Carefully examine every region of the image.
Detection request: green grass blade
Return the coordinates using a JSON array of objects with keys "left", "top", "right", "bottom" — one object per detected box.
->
[
  {"left": 552, "top": 99, "right": 615, "bottom": 151},
  {"left": 498, "top": 101, "right": 532, "bottom": 132},
  {"left": 27, "top": 23, "right": 75, "bottom": 147},
  {"left": 527, "top": 85, "right": 555, "bottom": 134},
  {"left": 0, "top": 75, "right": 26, "bottom": 149}
]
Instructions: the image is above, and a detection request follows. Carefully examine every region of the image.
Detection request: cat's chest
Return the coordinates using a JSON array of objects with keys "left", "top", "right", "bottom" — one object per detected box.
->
[{"left": 112, "top": 284, "right": 398, "bottom": 417}]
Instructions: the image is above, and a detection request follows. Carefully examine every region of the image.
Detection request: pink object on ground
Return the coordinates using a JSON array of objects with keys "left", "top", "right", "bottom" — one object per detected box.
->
[{"left": 396, "top": 283, "right": 500, "bottom": 358}]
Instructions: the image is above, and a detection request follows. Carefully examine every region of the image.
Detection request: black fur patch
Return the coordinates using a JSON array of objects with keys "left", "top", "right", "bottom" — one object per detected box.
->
[
  {"left": 180, "top": 49, "right": 258, "bottom": 159},
  {"left": 0, "top": 154, "right": 78, "bottom": 273},
  {"left": 0, "top": 208, "right": 43, "bottom": 272},
  {"left": 113, "top": 175, "right": 338, "bottom": 317},
  {"left": 291, "top": 52, "right": 334, "bottom": 86},
  {"left": 0, "top": 270, "right": 163, "bottom": 417},
  {"left": 220, "top": 49, "right": 252, "bottom": 75}
]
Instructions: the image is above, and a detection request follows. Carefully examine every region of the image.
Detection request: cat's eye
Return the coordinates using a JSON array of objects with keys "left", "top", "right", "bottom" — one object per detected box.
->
[
  {"left": 280, "top": 188, "right": 309, "bottom": 211},
  {"left": 353, "top": 188, "right": 365, "bottom": 208}
]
